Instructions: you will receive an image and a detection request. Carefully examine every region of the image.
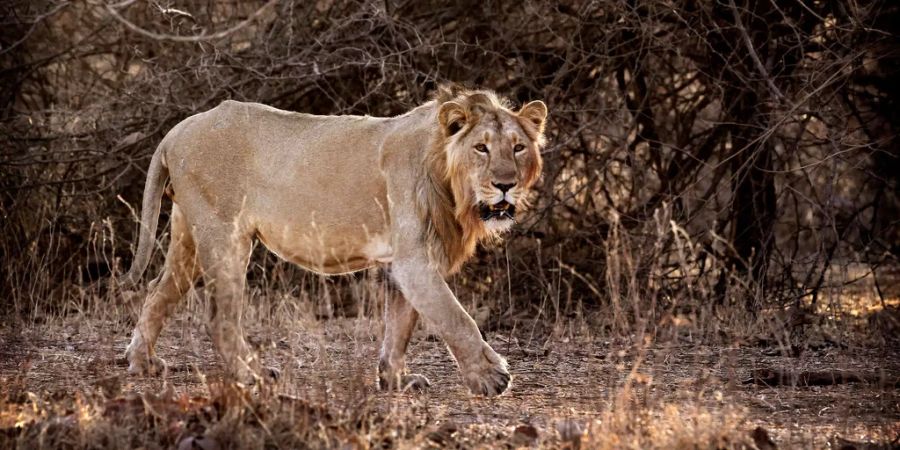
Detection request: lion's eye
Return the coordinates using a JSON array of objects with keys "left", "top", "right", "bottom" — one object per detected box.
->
[
  {"left": 474, "top": 143, "right": 488, "bottom": 153},
  {"left": 513, "top": 144, "right": 526, "bottom": 153}
]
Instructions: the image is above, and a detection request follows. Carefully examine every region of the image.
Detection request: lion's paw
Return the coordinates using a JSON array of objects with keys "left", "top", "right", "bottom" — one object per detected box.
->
[
  {"left": 126, "top": 351, "right": 167, "bottom": 376},
  {"left": 125, "top": 333, "right": 167, "bottom": 376},
  {"left": 460, "top": 343, "right": 510, "bottom": 397}
]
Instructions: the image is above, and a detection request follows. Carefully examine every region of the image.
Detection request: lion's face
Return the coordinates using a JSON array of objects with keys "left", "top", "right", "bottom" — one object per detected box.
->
[{"left": 438, "top": 93, "right": 547, "bottom": 232}]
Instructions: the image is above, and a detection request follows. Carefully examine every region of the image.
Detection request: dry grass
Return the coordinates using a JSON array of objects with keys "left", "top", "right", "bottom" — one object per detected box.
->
[
  {"left": 1, "top": 196, "right": 897, "bottom": 449},
  {"left": 1, "top": 284, "right": 897, "bottom": 449}
]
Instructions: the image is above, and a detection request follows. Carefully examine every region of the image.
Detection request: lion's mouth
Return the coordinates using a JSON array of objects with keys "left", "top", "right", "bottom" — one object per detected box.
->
[{"left": 479, "top": 200, "right": 516, "bottom": 221}]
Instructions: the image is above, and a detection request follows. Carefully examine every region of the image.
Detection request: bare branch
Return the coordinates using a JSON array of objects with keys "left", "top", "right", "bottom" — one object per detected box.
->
[{"left": 105, "top": 0, "right": 278, "bottom": 43}]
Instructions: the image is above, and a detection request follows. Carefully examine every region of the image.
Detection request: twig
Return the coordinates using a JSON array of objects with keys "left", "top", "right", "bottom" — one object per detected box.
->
[
  {"left": 728, "top": 0, "right": 786, "bottom": 103},
  {"left": 106, "top": 0, "right": 278, "bottom": 42},
  {"left": 0, "top": 2, "right": 71, "bottom": 56},
  {"left": 745, "top": 367, "right": 900, "bottom": 387}
]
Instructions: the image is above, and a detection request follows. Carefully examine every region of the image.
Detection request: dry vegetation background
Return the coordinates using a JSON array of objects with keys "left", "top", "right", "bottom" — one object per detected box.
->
[{"left": 1, "top": 0, "right": 899, "bottom": 448}]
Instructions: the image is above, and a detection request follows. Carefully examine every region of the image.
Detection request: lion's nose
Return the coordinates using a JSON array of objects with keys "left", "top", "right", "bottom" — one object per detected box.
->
[{"left": 492, "top": 182, "right": 516, "bottom": 193}]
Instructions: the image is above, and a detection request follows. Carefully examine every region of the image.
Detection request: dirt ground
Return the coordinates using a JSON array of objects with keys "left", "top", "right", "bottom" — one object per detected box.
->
[{"left": 1, "top": 305, "right": 898, "bottom": 449}]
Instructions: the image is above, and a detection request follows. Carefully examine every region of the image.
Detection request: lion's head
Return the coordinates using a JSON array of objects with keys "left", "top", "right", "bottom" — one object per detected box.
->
[{"left": 419, "top": 85, "right": 547, "bottom": 274}]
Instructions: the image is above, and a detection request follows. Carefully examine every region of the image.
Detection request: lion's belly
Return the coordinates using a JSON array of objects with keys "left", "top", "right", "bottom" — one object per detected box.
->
[
  {"left": 254, "top": 221, "right": 392, "bottom": 275},
  {"left": 247, "top": 176, "right": 393, "bottom": 275}
]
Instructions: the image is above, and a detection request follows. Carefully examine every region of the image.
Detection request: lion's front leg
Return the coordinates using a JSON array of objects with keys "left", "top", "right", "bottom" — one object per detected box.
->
[
  {"left": 377, "top": 281, "right": 431, "bottom": 392},
  {"left": 390, "top": 256, "right": 510, "bottom": 397}
]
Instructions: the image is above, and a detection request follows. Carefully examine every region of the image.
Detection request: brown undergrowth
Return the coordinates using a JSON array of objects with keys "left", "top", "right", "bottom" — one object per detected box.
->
[
  {"left": 1, "top": 296, "right": 897, "bottom": 449},
  {"left": 1, "top": 202, "right": 896, "bottom": 449}
]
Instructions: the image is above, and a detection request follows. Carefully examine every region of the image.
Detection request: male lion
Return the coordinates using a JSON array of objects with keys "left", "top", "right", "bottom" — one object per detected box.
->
[{"left": 121, "top": 85, "right": 547, "bottom": 396}]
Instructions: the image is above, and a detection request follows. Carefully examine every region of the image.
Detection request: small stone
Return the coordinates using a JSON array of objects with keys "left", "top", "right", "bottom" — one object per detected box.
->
[
  {"left": 556, "top": 419, "right": 584, "bottom": 442},
  {"left": 177, "top": 435, "right": 220, "bottom": 450},
  {"left": 510, "top": 424, "right": 539, "bottom": 447}
]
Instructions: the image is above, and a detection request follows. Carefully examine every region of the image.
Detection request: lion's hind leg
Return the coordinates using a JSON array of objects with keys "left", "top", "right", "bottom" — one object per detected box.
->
[
  {"left": 192, "top": 224, "right": 265, "bottom": 383},
  {"left": 126, "top": 204, "right": 200, "bottom": 376},
  {"left": 377, "top": 277, "right": 431, "bottom": 392}
]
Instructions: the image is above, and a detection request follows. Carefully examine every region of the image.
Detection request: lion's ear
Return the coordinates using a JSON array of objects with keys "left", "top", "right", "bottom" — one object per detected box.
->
[
  {"left": 438, "top": 101, "right": 467, "bottom": 137},
  {"left": 518, "top": 100, "right": 548, "bottom": 133}
]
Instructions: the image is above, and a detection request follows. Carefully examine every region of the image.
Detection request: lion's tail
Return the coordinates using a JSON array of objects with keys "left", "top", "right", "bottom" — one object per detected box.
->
[{"left": 120, "top": 142, "right": 169, "bottom": 289}]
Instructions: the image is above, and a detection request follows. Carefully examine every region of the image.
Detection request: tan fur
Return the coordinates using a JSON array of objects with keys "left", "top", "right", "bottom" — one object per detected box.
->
[{"left": 122, "top": 86, "right": 547, "bottom": 396}]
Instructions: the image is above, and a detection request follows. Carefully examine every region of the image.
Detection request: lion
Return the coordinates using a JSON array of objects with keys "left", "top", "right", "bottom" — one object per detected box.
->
[{"left": 121, "top": 85, "right": 547, "bottom": 396}]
